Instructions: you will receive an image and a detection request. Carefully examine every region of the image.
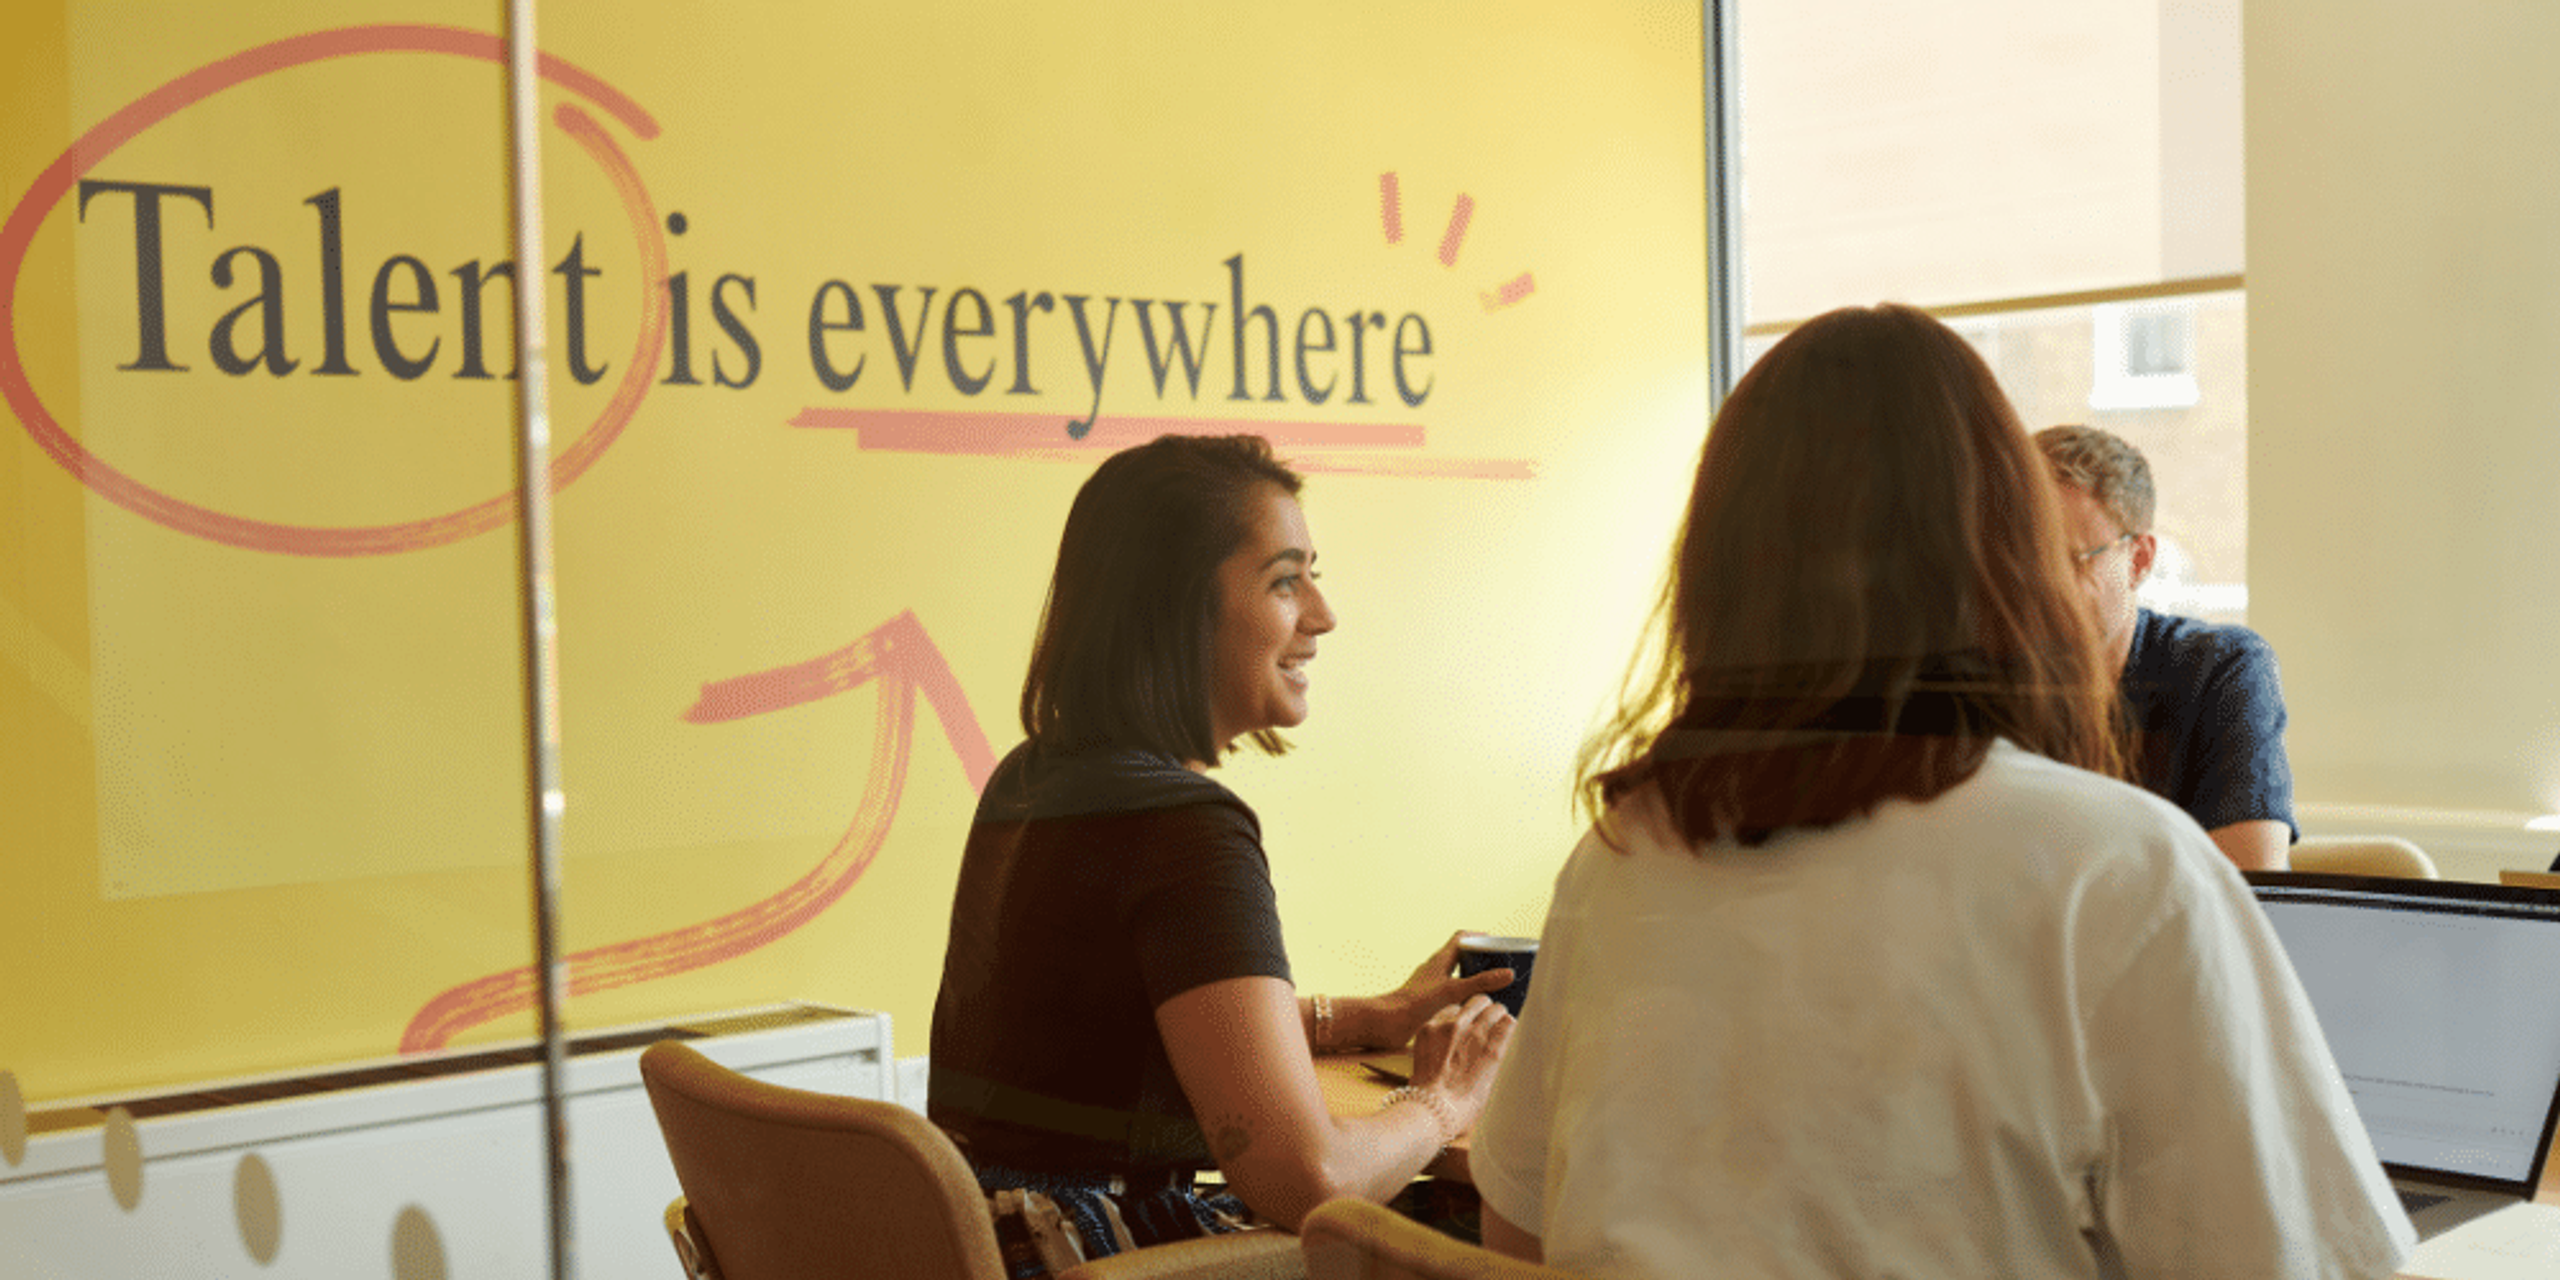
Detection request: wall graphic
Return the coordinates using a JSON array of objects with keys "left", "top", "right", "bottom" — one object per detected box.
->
[
  {"left": 3, "top": 0, "right": 1707, "bottom": 1130},
  {"left": 401, "top": 609, "right": 994, "bottom": 1051},
  {"left": 7, "top": 1, "right": 1712, "bottom": 1272},
  {"left": 2, "top": 25, "right": 668, "bottom": 557}
]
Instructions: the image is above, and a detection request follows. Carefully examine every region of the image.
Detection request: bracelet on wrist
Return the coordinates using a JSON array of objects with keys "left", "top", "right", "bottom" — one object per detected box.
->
[
  {"left": 1311, "top": 993, "right": 1337, "bottom": 1051},
  {"left": 1378, "top": 1085, "right": 1459, "bottom": 1149}
]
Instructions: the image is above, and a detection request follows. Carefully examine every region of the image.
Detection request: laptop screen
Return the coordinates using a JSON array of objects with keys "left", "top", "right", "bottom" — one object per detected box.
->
[{"left": 2245, "top": 872, "right": 2560, "bottom": 1192}]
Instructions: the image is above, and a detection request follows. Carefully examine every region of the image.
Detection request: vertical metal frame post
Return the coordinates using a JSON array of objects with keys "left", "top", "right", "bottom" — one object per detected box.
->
[
  {"left": 503, "top": 1, "right": 576, "bottom": 1277},
  {"left": 1703, "top": 0, "right": 1743, "bottom": 406}
]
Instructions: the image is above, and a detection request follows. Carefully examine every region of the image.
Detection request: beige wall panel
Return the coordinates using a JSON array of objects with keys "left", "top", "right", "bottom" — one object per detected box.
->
[{"left": 2248, "top": 0, "right": 2560, "bottom": 820}]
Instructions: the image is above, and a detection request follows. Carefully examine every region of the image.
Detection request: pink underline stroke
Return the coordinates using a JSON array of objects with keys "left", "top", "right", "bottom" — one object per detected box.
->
[{"left": 789, "top": 407, "right": 1424, "bottom": 451}]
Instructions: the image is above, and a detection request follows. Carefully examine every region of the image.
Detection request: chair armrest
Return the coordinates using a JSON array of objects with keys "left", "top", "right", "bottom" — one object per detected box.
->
[{"left": 1063, "top": 1228, "right": 1305, "bottom": 1280}]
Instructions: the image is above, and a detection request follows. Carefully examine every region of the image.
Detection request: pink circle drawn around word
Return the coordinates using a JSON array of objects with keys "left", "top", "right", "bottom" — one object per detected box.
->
[{"left": 0, "top": 24, "right": 670, "bottom": 556}]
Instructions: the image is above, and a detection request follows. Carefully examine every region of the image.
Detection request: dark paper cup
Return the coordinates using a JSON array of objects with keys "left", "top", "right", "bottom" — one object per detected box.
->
[{"left": 1455, "top": 933, "right": 1538, "bottom": 1017}]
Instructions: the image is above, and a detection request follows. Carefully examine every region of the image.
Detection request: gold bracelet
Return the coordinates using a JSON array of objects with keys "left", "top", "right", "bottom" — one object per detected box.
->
[
  {"left": 1311, "top": 993, "right": 1336, "bottom": 1050},
  {"left": 1378, "top": 1085, "right": 1459, "bottom": 1149}
]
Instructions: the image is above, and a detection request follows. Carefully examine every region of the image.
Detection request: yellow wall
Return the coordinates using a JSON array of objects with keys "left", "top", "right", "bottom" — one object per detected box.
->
[{"left": 1, "top": 1, "right": 1708, "bottom": 1101}]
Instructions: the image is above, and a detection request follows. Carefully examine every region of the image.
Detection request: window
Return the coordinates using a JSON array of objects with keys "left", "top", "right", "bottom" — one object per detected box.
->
[
  {"left": 1738, "top": 0, "right": 2246, "bottom": 623},
  {"left": 2090, "top": 301, "right": 2201, "bottom": 411},
  {"left": 1737, "top": 287, "right": 2249, "bottom": 626}
]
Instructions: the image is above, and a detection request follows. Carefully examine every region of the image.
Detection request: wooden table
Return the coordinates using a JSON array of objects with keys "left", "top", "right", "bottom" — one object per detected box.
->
[{"left": 1312, "top": 1051, "right": 1471, "bottom": 1184}]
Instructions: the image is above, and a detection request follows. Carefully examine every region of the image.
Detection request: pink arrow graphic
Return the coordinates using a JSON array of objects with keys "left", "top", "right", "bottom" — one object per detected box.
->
[{"left": 398, "top": 610, "right": 995, "bottom": 1053}]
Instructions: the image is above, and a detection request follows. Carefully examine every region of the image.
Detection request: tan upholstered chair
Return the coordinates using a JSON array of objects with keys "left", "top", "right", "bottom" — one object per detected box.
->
[
  {"left": 1299, "top": 1198, "right": 1585, "bottom": 1280},
  {"left": 638, "top": 1040, "right": 1303, "bottom": 1280},
  {"left": 2290, "top": 835, "right": 2439, "bottom": 879}
]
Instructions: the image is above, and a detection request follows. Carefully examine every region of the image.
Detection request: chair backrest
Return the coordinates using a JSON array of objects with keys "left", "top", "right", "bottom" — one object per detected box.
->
[
  {"left": 639, "top": 1039, "right": 1007, "bottom": 1280},
  {"left": 2290, "top": 835, "right": 2439, "bottom": 879},
  {"left": 1299, "top": 1199, "right": 1583, "bottom": 1280}
]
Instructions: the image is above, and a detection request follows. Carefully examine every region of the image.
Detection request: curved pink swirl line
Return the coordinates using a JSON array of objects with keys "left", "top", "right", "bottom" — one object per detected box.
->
[
  {"left": 0, "top": 26, "right": 663, "bottom": 555},
  {"left": 398, "top": 612, "right": 991, "bottom": 1053},
  {"left": 399, "top": 679, "right": 914, "bottom": 1053}
]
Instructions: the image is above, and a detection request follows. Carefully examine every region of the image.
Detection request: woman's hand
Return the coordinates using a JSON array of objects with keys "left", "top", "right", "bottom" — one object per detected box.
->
[
  {"left": 1404, "top": 993, "right": 1516, "bottom": 1133},
  {"left": 1158, "top": 975, "right": 1504, "bottom": 1229},
  {"left": 1375, "top": 931, "right": 1516, "bottom": 1045}
]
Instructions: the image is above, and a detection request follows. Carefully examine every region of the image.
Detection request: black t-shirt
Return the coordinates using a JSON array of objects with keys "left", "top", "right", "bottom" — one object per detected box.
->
[{"left": 928, "top": 743, "right": 1292, "bottom": 1175}]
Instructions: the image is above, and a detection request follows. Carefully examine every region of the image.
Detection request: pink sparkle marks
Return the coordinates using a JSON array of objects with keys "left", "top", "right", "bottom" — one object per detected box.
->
[
  {"left": 1437, "top": 193, "right": 1475, "bottom": 267},
  {"left": 1374, "top": 171, "right": 1536, "bottom": 310},
  {"left": 1481, "top": 272, "right": 1537, "bottom": 311}
]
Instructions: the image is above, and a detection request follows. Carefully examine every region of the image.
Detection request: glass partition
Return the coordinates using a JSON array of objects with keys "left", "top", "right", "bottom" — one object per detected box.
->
[
  {"left": 5, "top": 3, "right": 1724, "bottom": 1276},
  {"left": 0, "top": 5, "right": 575, "bottom": 1275}
]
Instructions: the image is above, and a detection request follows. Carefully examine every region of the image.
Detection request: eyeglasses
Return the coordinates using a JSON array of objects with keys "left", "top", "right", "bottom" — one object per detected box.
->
[{"left": 2073, "top": 532, "right": 2137, "bottom": 565}]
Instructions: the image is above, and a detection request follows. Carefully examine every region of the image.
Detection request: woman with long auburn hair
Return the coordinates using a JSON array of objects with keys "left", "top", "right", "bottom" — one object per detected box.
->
[
  {"left": 1585, "top": 301, "right": 2120, "bottom": 844},
  {"left": 1468, "top": 305, "right": 2412, "bottom": 1279}
]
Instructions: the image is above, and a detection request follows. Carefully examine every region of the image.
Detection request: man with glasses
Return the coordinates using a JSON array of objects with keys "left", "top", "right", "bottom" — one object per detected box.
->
[{"left": 2036, "top": 425, "right": 2294, "bottom": 871}]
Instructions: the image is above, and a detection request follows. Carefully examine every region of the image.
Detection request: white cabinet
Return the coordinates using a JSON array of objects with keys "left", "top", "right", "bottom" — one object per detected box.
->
[{"left": 0, "top": 1004, "right": 890, "bottom": 1280}]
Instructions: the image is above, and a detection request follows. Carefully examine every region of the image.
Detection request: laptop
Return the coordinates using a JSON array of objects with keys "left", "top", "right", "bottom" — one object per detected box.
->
[{"left": 2244, "top": 871, "right": 2560, "bottom": 1241}]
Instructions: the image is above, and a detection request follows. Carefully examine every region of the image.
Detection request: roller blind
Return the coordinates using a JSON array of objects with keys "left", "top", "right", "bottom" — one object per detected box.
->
[{"left": 1738, "top": 0, "right": 2241, "bottom": 324}]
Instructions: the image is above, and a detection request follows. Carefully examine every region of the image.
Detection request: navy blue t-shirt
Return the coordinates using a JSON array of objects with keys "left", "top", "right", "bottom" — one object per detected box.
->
[{"left": 2120, "top": 608, "right": 2297, "bottom": 840}]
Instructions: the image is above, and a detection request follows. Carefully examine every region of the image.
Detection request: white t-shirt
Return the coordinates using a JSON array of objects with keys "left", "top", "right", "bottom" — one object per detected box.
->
[{"left": 1472, "top": 741, "right": 2414, "bottom": 1280}]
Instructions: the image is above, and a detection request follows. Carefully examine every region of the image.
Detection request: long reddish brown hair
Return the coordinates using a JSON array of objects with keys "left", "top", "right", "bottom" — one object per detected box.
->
[{"left": 1580, "top": 303, "right": 2122, "bottom": 847}]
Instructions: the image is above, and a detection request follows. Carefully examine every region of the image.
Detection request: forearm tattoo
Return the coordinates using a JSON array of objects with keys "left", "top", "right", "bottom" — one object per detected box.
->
[{"left": 1209, "top": 1111, "right": 1257, "bottom": 1165}]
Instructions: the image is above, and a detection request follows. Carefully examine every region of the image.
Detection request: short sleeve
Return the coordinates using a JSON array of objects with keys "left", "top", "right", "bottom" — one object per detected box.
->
[
  {"left": 1470, "top": 865, "right": 1575, "bottom": 1240},
  {"left": 2084, "top": 862, "right": 2413, "bottom": 1279},
  {"left": 2183, "top": 632, "right": 2296, "bottom": 837},
  {"left": 1122, "top": 803, "right": 1291, "bottom": 1009}
]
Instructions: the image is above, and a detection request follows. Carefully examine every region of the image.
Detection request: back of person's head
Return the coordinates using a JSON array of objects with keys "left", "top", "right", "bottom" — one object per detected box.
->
[
  {"left": 2034, "top": 423, "right": 2155, "bottom": 536},
  {"left": 1022, "top": 433, "right": 1304, "bottom": 763},
  {"left": 1583, "top": 302, "right": 2121, "bottom": 846}
]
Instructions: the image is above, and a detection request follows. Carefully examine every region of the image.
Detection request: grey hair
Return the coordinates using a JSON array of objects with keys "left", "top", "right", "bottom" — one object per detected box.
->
[{"left": 2034, "top": 424, "right": 2154, "bottom": 535}]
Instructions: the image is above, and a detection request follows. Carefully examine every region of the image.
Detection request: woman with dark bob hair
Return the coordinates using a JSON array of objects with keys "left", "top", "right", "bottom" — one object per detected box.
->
[
  {"left": 930, "top": 433, "right": 1514, "bottom": 1265},
  {"left": 1468, "top": 305, "right": 2413, "bottom": 1278}
]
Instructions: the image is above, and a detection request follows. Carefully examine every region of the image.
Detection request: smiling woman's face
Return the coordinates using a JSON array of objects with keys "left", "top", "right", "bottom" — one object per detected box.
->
[{"left": 1205, "top": 484, "right": 1337, "bottom": 753}]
